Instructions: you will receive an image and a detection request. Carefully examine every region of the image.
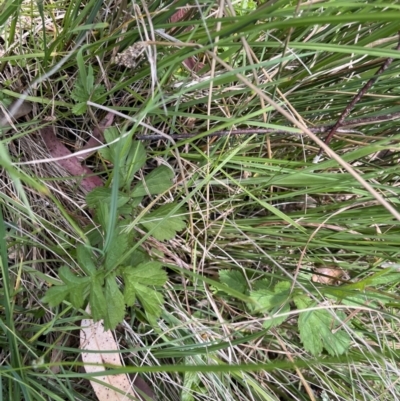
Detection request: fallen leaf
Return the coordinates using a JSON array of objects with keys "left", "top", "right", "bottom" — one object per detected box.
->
[
  {"left": 312, "top": 267, "right": 345, "bottom": 285},
  {"left": 40, "top": 126, "right": 103, "bottom": 192},
  {"left": 80, "top": 305, "right": 155, "bottom": 401}
]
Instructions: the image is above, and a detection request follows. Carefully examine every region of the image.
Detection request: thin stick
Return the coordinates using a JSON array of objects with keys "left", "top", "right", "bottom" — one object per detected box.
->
[
  {"left": 317, "top": 33, "right": 400, "bottom": 158},
  {"left": 135, "top": 111, "right": 400, "bottom": 140}
]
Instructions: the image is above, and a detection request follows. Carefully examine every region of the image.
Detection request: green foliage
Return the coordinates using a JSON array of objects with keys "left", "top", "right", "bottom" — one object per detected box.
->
[
  {"left": 99, "top": 128, "right": 147, "bottom": 190},
  {"left": 219, "top": 270, "right": 370, "bottom": 356},
  {"left": 71, "top": 62, "right": 105, "bottom": 115},
  {"left": 6, "top": 1, "right": 400, "bottom": 399},
  {"left": 123, "top": 262, "right": 167, "bottom": 318},
  {"left": 250, "top": 281, "right": 292, "bottom": 330},
  {"left": 140, "top": 203, "right": 187, "bottom": 241},
  {"left": 248, "top": 280, "right": 352, "bottom": 355},
  {"left": 294, "top": 296, "right": 351, "bottom": 357},
  {"left": 219, "top": 270, "right": 248, "bottom": 294},
  {"left": 43, "top": 136, "right": 187, "bottom": 329}
]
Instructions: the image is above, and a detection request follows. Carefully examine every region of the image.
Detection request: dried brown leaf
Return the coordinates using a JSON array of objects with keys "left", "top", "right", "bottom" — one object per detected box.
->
[
  {"left": 40, "top": 126, "right": 103, "bottom": 192},
  {"left": 80, "top": 306, "right": 155, "bottom": 401},
  {"left": 80, "top": 309, "right": 137, "bottom": 401},
  {"left": 312, "top": 267, "right": 345, "bottom": 285}
]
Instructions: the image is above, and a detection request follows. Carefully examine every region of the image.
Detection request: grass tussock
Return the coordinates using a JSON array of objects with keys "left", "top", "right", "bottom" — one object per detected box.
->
[{"left": 1, "top": 1, "right": 400, "bottom": 400}]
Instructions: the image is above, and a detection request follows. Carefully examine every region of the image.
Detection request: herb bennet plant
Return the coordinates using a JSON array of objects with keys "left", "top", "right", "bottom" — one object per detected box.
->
[{"left": 42, "top": 131, "right": 187, "bottom": 330}]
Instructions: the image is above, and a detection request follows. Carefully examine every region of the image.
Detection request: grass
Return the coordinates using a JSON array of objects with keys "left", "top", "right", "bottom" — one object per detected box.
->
[{"left": 1, "top": 0, "right": 400, "bottom": 400}]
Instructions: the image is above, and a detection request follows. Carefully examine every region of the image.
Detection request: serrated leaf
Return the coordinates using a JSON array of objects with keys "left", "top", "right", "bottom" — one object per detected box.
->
[
  {"left": 105, "top": 232, "right": 129, "bottom": 270},
  {"left": 96, "top": 202, "right": 111, "bottom": 231},
  {"left": 123, "top": 277, "right": 136, "bottom": 306},
  {"left": 120, "top": 140, "right": 147, "bottom": 189},
  {"left": 131, "top": 165, "right": 174, "bottom": 198},
  {"left": 263, "top": 302, "right": 290, "bottom": 330},
  {"left": 42, "top": 285, "right": 70, "bottom": 307},
  {"left": 43, "top": 265, "right": 90, "bottom": 309},
  {"left": 298, "top": 305, "right": 351, "bottom": 356},
  {"left": 89, "top": 275, "right": 107, "bottom": 322},
  {"left": 122, "top": 261, "right": 167, "bottom": 306},
  {"left": 91, "top": 84, "right": 106, "bottom": 102},
  {"left": 72, "top": 102, "right": 87, "bottom": 115},
  {"left": 103, "top": 126, "right": 120, "bottom": 145},
  {"left": 134, "top": 282, "right": 164, "bottom": 318},
  {"left": 98, "top": 127, "right": 120, "bottom": 161},
  {"left": 77, "top": 245, "right": 97, "bottom": 275},
  {"left": 58, "top": 266, "right": 90, "bottom": 308},
  {"left": 86, "top": 187, "right": 130, "bottom": 209},
  {"left": 219, "top": 270, "right": 247, "bottom": 294},
  {"left": 140, "top": 203, "right": 187, "bottom": 241},
  {"left": 253, "top": 278, "right": 274, "bottom": 291},
  {"left": 250, "top": 281, "right": 291, "bottom": 313},
  {"left": 58, "top": 265, "right": 84, "bottom": 284},
  {"left": 70, "top": 83, "right": 87, "bottom": 103},
  {"left": 103, "top": 275, "right": 125, "bottom": 330},
  {"left": 125, "top": 261, "right": 167, "bottom": 285},
  {"left": 293, "top": 294, "right": 312, "bottom": 310},
  {"left": 323, "top": 326, "right": 351, "bottom": 356}
]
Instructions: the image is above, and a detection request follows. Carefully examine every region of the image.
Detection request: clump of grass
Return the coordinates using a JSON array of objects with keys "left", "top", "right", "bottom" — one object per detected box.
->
[{"left": 1, "top": 1, "right": 400, "bottom": 400}]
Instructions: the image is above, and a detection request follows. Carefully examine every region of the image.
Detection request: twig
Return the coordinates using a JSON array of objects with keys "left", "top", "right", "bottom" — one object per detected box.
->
[
  {"left": 135, "top": 111, "right": 400, "bottom": 141},
  {"left": 316, "top": 33, "right": 400, "bottom": 160}
]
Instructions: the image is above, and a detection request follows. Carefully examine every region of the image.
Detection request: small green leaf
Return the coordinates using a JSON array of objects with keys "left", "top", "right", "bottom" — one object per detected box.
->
[
  {"left": 125, "top": 261, "right": 167, "bottom": 285},
  {"left": 72, "top": 102, "right": 87, "bottom": 115},
  {"left": 77, "top": 245, "right": 97, "bottom": 275},
  {"left": 95, "top": 202, "right": 110, "bottom": 231},
  {"left": 58, "top": 266, "right": 90, "bottom": 308},
  {"left": 219, "top": 270, "right": 247, "bottom": 294},
  {"left": 122, "top": 261, "right": 167, "bottom": 306},
  {"left": 120, "top": 140, "right": 147, "bottom": 189},
  {"left": 42, "top": 285, "right": 70, "bottom": 307},
  {"left": 296, "top": 298, "right": 351, "bottom": 356},
  {"left": 104, "top": 275, "right": 125, "bottom": 330},
  {"left": 131, "top": 165, "right": 174, "bottom": 198},
  {"left": 123, "top": 248, "right": 151, "bottom": 268},
  {"left": 253, "top": 278, "right": 274, "bottom": 291},
  {"left": 123, "top": 278, "right": 136, "bottom": 306},
  {"left": 263, "top": 302, "right": 290, "bottom": 329},
  {"left": 134, "top": 282, "right": 164, "bottom": 318},
  {"left": 89, "top": 275, "right": 107, "bottom": 321},
  {"left": 140, "top": 203, "right": 187, "bottom": 241},
  {"left": 42, "top": 266, "right": 90, "bottom": 309},
  {"left": 105, "top": 232, "right": 129, "bottom": 270},
  {"left": 86, "top": 187, "right": 130, "bottom": 209},
  {"left": 76, "top": 50, "right": 87, "bottom": 86},
  {"left": 250, "top": 281, "right": 291, "bottom": 313},
  {"left": 86, "top": 66, "right": 94, "bottom": 92},
  {"left": 70, "top": 84, "right": 86, "bottom": 103}
]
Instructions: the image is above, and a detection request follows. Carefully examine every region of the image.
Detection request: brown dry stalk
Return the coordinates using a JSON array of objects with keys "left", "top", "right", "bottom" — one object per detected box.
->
[
  {"left": 135, "top": 111, "right": 400, "bottom": 140},
  {"left": 317, "top": 33, "right": 400, "bottom": 157}
]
